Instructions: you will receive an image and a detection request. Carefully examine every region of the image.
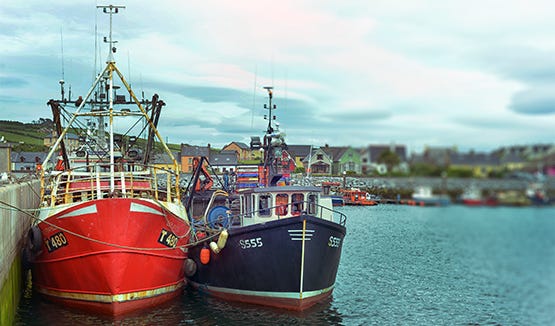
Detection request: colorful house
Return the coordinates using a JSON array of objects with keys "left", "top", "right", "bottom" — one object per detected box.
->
[
  {"left": 180, "top": 144, "right": 210, "bottom": 173},
  {"left": 287, "top": 145, "right": 313, "bottom": 170},
  {"left": 449, "top": 151, "right": 502, "bottom": 178},
  {"left": 210, "top": 151, "right": 238, "bottom": 173},
  {"left": 152, "top": 152, "right": 180, "bottom": 172},
  {"left": 11, "top": 152, "right": 46, "bottom": 172},
  {"left": 361, "top": 144, "right": 408, "bottom": 174},
  {"left": 44, "top": 131, "right": 80, "bottom": 151},
  {"left": 222, "top": 141, "right": 250, "bottom": 161},
  {"left": 322, "top": 145, "right": 362, "bottom": 175},
  {"left": 303, "top": 147, "right": 332, "bottom": 175}
]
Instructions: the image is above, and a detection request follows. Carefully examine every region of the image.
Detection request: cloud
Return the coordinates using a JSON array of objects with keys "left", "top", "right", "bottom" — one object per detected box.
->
[
  {"left": 1, "top": 0, "right": 554, "bottom": 152},
  {"left": 0, "top": 76, "right": 28, "bottom": 88},
  {"left": 509, "top": 86, "right": 555, "bottom": 115}
]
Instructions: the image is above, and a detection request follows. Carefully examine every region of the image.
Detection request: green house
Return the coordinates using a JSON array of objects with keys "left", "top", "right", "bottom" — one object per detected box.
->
[{"left": 322, "top": 145, "right": 362, "bottom": 175}]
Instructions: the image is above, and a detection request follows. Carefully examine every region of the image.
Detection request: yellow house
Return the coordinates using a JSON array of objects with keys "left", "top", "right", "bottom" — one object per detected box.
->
[
  {"left": 152, "top": 152, "right": 180, "bottom": 172},
  {"left": 449, "top": 152, "right": 502, "bottom": 178},
  {"left": 44, "top": 131, "right": 80, "bottom": 151},
  {"left": 286, "top": 145, "right": 312, "bottom": 170},
  {"left": 222, "top": 142, "right": 251, "bottom": 161}
]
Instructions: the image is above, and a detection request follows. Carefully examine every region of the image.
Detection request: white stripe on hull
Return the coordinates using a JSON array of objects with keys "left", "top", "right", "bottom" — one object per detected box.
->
[
  {"left": 57, "top": 203, "right": 98, "bottom": 219},
  {"left": 190, "top": 281, "right": 334, "bottom": 300}
]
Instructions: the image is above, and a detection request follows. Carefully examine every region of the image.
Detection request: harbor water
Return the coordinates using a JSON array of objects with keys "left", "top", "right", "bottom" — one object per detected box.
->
[{"left": 15, "top": 205, "right": 555, "bottom": 325}]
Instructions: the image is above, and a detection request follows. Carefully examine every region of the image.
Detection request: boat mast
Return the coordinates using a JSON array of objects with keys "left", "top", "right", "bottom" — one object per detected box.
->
[
  {"left": 263, "top": 86, "right": 288, "bottom": 186},
  {"left": 264, "top": 86, "right": 275, "bottom": 135},
  {"left": 98, "top": 4, "right": 125, "bottom": 192}
]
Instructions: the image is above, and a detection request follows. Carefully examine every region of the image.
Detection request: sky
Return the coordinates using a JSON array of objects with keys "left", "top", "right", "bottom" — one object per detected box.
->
[{"left": 1, "top": 0, "right": 554, "bottom": 154}]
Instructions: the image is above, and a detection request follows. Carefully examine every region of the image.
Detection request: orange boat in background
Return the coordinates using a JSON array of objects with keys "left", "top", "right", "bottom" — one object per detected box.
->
[{"left": 341, "top": 189, "right": 378, "bottom": 206}]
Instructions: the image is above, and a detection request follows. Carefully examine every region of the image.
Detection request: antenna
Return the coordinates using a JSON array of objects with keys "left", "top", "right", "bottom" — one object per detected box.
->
[
  {"left": 93, "top": 11, "right": 97, "bottom": 83},
  {"left": 284, "top": 69, "right": 288, "bottom": 112},
  {"left": 59, "top": 26, "right": 66, "bottom": 100},
  {"left": 97, "top": 4, "right": 125, "bottom": 63},
  {"left": 263, "top": 86, "right": 276, "bottom": 134},
  {"left": 251, "top": 65, "right": 257, "bottom": 129},
  {"left": 60, "top": 26, "right": 65, "bottom": 82},
  {"left": 127, "top": 50, "right": 131, "bottom": 87}
]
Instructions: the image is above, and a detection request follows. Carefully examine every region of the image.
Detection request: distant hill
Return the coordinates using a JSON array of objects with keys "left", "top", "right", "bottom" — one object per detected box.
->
[
  {"left": 0, "top": 119, "right": 182, "bottom": 153},
  {"left": 0, "top": 119, "right": 51, "bottom": 152}
]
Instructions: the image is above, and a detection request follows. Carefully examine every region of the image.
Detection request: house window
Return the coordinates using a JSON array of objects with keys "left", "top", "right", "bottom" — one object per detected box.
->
[{"left": 317, "top": 154, "right": 323, "bottom": 160}]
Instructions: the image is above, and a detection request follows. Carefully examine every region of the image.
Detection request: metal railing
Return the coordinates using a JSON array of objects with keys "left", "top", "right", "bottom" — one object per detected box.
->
[
  {"left": 232, "top": 200, "right": 347, "bottom": 227},
  {"left": 42, "top": 163, "right": 180, "bottom": 207}
]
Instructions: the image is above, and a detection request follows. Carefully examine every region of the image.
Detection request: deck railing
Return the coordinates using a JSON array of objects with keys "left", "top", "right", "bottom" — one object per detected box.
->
[
  {"left": 233, "top": 200, "right": 347, "bottom": 228},
  {"left": 42, "top": 163, "right": 180, "bottom": 207}
]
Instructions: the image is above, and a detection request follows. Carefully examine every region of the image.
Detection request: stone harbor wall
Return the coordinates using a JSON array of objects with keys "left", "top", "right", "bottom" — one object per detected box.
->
[{"left": 0, "top": 180, "right": 40, "bottom": 325}]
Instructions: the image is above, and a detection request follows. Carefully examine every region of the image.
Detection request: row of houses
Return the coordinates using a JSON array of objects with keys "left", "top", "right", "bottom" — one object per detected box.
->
[
  {"left": 2, "top": 135, "right": 554, "bottom": 178},
  {"left": 178, "top": 142, "right": 555, "bottom": 178}
]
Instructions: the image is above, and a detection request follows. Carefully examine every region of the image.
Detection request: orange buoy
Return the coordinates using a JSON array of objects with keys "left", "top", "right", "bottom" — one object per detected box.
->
[{"left": 200, "top": 247, "right": 210, "bottom": 264}]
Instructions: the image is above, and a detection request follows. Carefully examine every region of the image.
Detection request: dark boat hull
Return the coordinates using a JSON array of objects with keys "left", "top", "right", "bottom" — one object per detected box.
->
[{"left": 188, "top": 215, "right": 346, "bottom": 310}]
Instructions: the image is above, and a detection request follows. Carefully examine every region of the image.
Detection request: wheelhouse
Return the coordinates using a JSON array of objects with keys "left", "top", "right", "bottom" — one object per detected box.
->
[{"left": 236, "top": 185, "right": 338, "bottom": 227}]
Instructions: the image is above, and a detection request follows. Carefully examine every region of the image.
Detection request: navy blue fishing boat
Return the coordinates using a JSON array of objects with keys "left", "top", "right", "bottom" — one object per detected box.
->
[{"left": 185, "top": 87, "right": 347, "bottom": 310}]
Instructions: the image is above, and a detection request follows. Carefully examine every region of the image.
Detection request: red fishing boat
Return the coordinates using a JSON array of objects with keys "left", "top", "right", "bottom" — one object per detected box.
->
[
  {"left": 341, "top": 188, "right": 378, "bottom": 206},
  {"left": 26, "top": 5, "right": 191, "bottom": 316}
]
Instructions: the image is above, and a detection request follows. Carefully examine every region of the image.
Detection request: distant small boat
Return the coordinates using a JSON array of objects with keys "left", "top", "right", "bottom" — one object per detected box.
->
[
  {"left": 496, "top": 190, "right": 531, "bottom": 206},
  {"left": 526, "top": 183, "right": 550, "bottom": 205},
  {"left": 341, "top": 188, "right": 378, "bottom": 206},
  {"left": 412, "top": 186, "right": 451, "bottom": 206},
  {"left": 459, "top": 186, "right": 498, "bottom": 206}
]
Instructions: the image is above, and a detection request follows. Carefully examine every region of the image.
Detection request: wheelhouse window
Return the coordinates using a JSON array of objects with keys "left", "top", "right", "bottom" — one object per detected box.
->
[
  {"left": 251, "top": 194, "right": 256, "bottom": 217},
  {"left": 308, "top": 194, "right": 317, "bottom": 215},
  {"left": 258, "top": 194, "right": 271, "bottom": 217},
  {"left": 276, "top": 193, "right": 288, "bottom": 216},
  {"left": 241, "top": 195, "right": 251, "bottom": 218},
  {"left": 291, "top": 193, "right": 304, "bottom": 215}
]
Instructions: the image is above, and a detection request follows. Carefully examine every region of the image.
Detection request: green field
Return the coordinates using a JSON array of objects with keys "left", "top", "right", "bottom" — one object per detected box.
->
[
  {"left": 1, "top": 120, "right": 184, "bottom": 153},
  {"left": 0, "top": 120, "right": 49, "bottom": 152}
]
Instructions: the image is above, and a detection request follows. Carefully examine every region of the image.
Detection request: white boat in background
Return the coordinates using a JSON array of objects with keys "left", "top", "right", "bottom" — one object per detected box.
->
[{"left": 412, "top": 186, "right": 451, "bottom": 206}]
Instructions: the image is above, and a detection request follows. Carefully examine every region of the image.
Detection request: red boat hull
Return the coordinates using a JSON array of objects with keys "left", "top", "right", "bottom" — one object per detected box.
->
[{"left": 32, "top": 198, "right": 190, "bottom": 316}]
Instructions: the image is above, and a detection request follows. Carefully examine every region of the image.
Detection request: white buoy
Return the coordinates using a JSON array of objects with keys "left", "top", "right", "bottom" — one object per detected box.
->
[
  {"left": 217, "top": 229, "right": 228, "bottom": 250},
  {"left": 209, "top": 241, "right": 220, "bottom": 254}
]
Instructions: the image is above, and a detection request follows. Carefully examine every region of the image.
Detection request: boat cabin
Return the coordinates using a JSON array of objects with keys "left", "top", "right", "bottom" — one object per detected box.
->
[{"left": 236, "top": 185, "right": 335, "bottom": 227}]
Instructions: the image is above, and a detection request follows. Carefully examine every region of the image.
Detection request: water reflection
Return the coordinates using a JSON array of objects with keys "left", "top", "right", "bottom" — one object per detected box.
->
[{"left": 16, "top": 285, "right": 344, "bottom": 325}]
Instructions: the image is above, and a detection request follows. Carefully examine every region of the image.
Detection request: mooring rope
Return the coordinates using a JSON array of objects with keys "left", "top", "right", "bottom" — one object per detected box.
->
[{"left": 0, "top": 198, "right": 218, "bottom": 251}]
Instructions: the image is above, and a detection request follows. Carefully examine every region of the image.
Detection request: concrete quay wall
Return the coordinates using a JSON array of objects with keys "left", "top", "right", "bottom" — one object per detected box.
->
[{"left": 0, "top": 180, "right": 40, "bottom": 325}]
